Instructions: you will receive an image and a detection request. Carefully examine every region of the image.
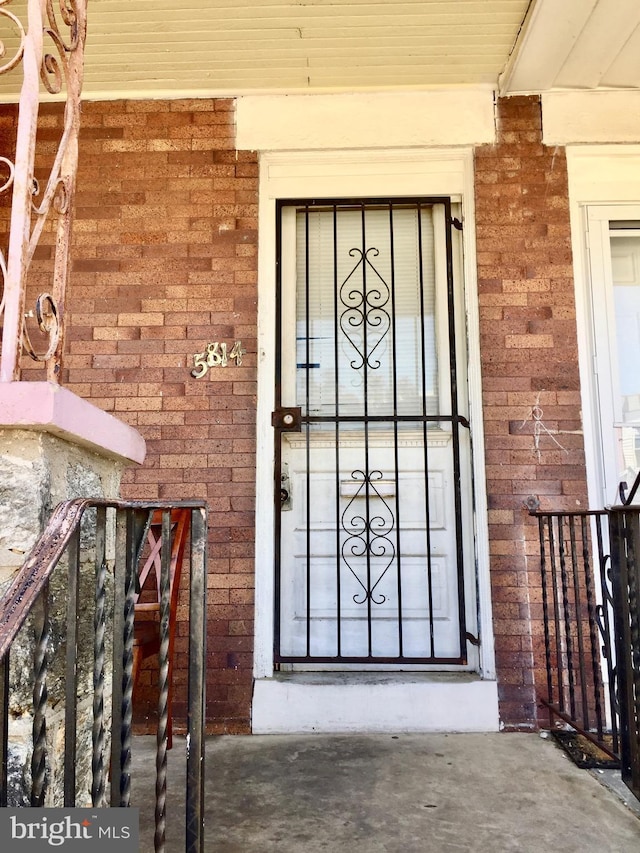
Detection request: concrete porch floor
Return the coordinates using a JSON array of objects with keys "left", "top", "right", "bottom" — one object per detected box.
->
[{"left": 131, "top": 733, "right": 640, "bottom": 852}]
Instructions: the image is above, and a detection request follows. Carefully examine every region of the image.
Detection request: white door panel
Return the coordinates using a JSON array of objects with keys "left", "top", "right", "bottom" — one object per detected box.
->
[{"left": 279, "top": 433, "right": 461, "bottom": 660}]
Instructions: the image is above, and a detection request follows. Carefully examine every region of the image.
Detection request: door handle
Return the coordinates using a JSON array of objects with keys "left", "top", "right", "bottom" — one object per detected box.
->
[{"left": 280, "top": 466, "right": 292, "bottom": 511}]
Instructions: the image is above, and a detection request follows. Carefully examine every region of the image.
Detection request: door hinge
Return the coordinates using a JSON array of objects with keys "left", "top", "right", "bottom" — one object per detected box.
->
[{"left": 465, "top": 631, "right": 480, "bottom": 647}]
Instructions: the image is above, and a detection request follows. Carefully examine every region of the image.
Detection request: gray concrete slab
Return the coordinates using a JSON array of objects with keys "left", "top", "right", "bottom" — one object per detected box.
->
[{"left": 131, "top": 733, "right": 640, "bottom": 852}]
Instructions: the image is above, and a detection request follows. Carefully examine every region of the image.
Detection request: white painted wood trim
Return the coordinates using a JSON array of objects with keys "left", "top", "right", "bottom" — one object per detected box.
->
[
  {"left": 459, "top": 151, "right": 496, "bottom": 680},
  {"left": 236, "top": 90, "right": 496, "bottom": 151},
  {"left": 254, "top": 148, "right": 495, "bottom": 690},
  {"left": 543, "top": 92, "right": 640, "bottom": 145},
  {"left": 253, "top": 675, "right": 500, "bottom": 733},
  {"left": 566, "top": 147, "right": 640, "bottom": 509},
  {"left": 500, "top": 0, "right": 595, "bottom": 95}
]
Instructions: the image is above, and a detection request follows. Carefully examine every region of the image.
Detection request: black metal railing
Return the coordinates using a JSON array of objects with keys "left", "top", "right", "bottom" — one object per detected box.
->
[
  {"left": 533, "top": 508, "right": 619, "bottom": 757},
  {"left": 0, "top": 498, "right": 207, "bottom": 852},
  {"left": 533, "top": 481, "right": 640, "bottom": 801},
  {"left": 608, "top": 503, "right": 640, "bottom": 800}
]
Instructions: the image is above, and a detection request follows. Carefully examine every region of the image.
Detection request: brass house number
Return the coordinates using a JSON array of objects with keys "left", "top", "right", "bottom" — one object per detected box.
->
[{"left": 191, "top": 341, "right": 245, "bottom": 378}]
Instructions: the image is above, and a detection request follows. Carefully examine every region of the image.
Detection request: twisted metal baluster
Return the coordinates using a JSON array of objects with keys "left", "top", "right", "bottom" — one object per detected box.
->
[
  {"left": 155, "top": 511, "right": 172, "bottom": 853},
  {"left": 110, "top": 509, "right": 135, "bottom": 807},
  {"left": 31, "top": 583, "right": 49, "bottom": 806},
  {"left": 92, "top": 506, "right": 107, "bottom": 807},
  {"left": 64, "top": 524, "right": 81, "bottom": 806},
  {"left": 119, "top": 511, "right": 137, "bottom": 807}
]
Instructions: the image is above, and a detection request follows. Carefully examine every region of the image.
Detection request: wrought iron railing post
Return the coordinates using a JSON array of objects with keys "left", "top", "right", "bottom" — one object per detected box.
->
[
  {"left": 0, "top": 0, "right": 87, "bottom": 382},
  {"left": 0, "top": 655, "right": 9, "bottom": 807},
  {"left": 110, "top": 508, "right": 127, "bottom": 806},
  {"left": 580, "top": 514, "right": 606, "bottom": 740},
  {"left": 63, "top": 522, "right": 81, "bottom": 806},
  {"left": 155, "top": 509, "right": 172, "bottom": 852},
  {"left": 31, "top": 582, "right": 49, "bottom": 807},
  {"left": 92, "top": 505, "right": 108, "bottom": 808},
  {"left": 0, "top": 498, "right": 207, "bottom": 848},
  {"left": 608, "top": 506, "right": 640, "bottom": 800},
  {"left": 537, "top": 515, "right": 554, "bottom": 722},
  {"left": 1, "top": 0, "right": 42, "bottom": 381},
  {"left": 531, "top": 507, "right": 619, "bottom": 761},
  {"left": 186, "top": 507, "right": 207, "bottom": 853}
]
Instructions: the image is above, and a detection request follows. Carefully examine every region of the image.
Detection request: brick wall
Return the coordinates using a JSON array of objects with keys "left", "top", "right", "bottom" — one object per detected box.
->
[
  {"left": 474, "top": 96, "right": 588, "bottom": 729},
  {"left": 0, "top": 92, "right": 591, "bottom": 733},
  {"left": 65, "top": 98, "right": 258, "bottom": 733}
]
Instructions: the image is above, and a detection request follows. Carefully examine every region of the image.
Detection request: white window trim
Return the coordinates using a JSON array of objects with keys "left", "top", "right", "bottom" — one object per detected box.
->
[
  {"left": 253, "top": 148, "right": 496, "bottom": 686},
  {"left": 566, "top": 145, "right": 640, "bottom": 509}
]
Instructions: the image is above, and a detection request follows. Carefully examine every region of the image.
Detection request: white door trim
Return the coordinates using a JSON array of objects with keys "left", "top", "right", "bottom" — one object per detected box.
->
[{"left": 253, "top": 148, "right": 497, "bottom": 731}]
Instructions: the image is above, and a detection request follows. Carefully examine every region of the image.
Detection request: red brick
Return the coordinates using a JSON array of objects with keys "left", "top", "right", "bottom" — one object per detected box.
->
[
  {"left": 475, "top": 95, "right": 587, "bottom": 731},
  {"left": 47, "top": 98, "right": 260, "bottom": 733}
]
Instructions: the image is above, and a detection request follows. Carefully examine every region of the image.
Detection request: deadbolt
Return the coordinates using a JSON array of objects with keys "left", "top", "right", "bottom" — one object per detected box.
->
[{"left": 271, "top": 406, "right": 302, "bottom": 431}]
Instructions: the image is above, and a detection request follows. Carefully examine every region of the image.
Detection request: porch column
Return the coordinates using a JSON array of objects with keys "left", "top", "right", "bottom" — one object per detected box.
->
[{"left": 0, "top": 381, "right": 145, "bottom": 805}]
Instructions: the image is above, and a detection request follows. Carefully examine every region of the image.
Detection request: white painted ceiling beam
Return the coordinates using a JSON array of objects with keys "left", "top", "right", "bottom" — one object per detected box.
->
[
  {"left": 554, "top": 0, "right": 640, "bottom": 88},
  {"left": 501, "top": 0, "right": 640, "bottom": 94},
  {"left": 601, "top": 25, "right": 640, "bottom": 88},
  {"left": 500, "top": 0, "right": 597, "bottom": 94}
]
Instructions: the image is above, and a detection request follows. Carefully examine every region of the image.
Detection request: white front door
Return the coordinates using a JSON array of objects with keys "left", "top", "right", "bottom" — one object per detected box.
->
[
  {"left": 273, "top": 198, "right": 477, "bottom": 669},
  {"left": 586, "top": 206, "right": 640, "bottom": 504}
]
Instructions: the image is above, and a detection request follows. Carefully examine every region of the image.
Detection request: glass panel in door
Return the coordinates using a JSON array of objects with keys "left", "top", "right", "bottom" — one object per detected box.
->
[{"left": 610, "top": 226, "right": 640, "bottom": 489}]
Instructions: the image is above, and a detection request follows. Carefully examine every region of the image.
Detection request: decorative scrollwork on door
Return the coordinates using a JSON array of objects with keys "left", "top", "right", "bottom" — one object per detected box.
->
[
  {"left": 341, "top": 470, "right": 396, "bottom": 605},
  {"left": 339, "top": 247, "right": 391, "bottom": 371}
]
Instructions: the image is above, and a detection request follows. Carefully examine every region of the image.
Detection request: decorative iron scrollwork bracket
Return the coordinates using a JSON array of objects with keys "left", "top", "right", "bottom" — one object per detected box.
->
[{"left": 0, "top": 0, "right": 88, "bottom": 383}]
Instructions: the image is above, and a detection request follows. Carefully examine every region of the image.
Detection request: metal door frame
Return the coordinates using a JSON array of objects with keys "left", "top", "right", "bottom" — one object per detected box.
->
[{"left": 272, "top": 196, "right": 473, "bottom": 667}]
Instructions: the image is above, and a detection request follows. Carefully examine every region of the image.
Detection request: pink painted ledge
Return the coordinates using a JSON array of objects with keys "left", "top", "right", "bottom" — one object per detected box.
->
[{"left": 0, "top": 382, "right": 146, "bottom": 464}]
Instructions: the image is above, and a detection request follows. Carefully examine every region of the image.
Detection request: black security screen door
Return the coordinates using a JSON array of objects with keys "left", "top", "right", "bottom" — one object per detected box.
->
[{"left": 273, "top": 197, "right": 471, "bottom": 667}]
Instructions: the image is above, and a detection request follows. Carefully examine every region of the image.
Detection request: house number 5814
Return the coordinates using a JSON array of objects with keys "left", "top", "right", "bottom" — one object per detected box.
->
[{"left": 191, "top": 341, "right": 245, "bottom": 378}]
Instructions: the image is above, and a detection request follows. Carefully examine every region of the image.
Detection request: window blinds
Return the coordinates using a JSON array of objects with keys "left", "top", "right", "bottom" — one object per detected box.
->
[{"left": 295, "top": 205, "right": 439, "bottom": 419}]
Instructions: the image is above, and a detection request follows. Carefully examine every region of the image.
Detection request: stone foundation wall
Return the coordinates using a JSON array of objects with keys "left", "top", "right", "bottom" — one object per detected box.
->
[{"left": 0, "top": 428, "right": 127, "bottom": 806}]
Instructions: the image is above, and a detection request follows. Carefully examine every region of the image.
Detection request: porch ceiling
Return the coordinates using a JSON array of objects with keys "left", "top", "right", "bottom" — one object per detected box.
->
[
  {"left": 2, "top": 0, "right": 530, "bottom": 100},
  {"left": 500, "top": 0, "right": 640, "bottom": 94},
  {"left": 0, "top": 0, "right": 638, "bottom": 102}
]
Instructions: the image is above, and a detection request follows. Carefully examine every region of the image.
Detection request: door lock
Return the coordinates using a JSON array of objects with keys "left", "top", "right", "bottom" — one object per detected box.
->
[
  {"left": 271, "top": 407, "right": 302, "bottom": 431},
  {"left": 280, "top": 465, "right": 292, "bottom": 511}
]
